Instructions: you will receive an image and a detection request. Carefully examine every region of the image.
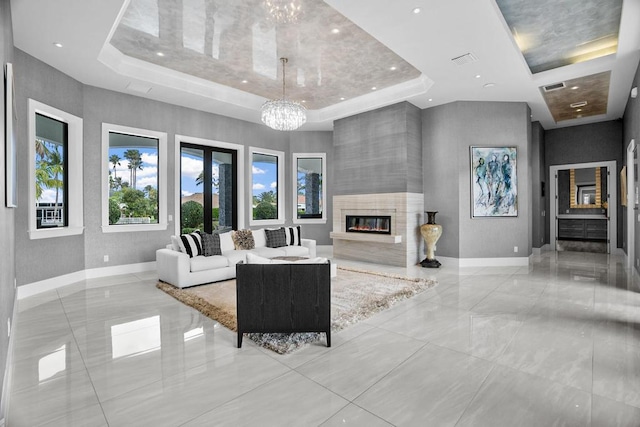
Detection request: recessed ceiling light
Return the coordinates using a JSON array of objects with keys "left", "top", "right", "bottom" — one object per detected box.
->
[
  {"left": 371, "top": 87, "right": 377, "bottom": 90},
  {"left": 241, "top": 80, "right": 248, "bottom": 84},
  {"left": 483, "top": 83, "right": 496, "bottom": 88},
  {"left": 571, "top": 86, "right": 579, "bottom": 90},
  {"left": 475, "top": 74, "right": 481, "bottom": 79},
  {"left": 390, "top": 66, "right": 397, "bottom": 71},
  {"left": 53, "top": 42, "right": 63, "bottom": 48},
  {"left": 576, "top": 108, "right": 582, "bottom": 112},
  {"left": 156, "top": 52, "right": 165, "bottom": 57},
  {"left": 331, "top": 28, "right": 340, "bottom": 34},
  {"left": 428, "top": 98, "right": 433, "bottom": 101},
  {"left": 340, "top": 97, "right": 345, "bottom": 101},
  {"left": 413, "top": 7, "right": 421, "bottom": 14}
]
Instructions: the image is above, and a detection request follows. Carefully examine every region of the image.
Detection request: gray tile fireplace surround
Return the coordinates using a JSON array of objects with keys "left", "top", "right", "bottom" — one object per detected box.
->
[{"left": 330, "top": 193, "right": 424, "bottom": 267}]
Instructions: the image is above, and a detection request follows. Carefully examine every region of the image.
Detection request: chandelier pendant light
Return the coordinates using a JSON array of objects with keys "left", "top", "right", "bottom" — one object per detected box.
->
[
  {"left": 261, "top": 57, "right": 307, "bottom": 131},
  {"left": 263, "top": 0, "right": 303, "bottom": 24}
]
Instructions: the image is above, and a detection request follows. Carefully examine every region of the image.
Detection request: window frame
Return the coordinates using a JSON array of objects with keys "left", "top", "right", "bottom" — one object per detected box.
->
[
  {"left": 249, "top": 147, "right": 285, "bottom": 226},
  {"left": 28, "top": 99, "right": 84, "bottom": 240},
  {"left": 292, "top": 152, "right": 327, "bottom": 224},
  {"left": 101, "top": 123, "right": 168, "bottom": 233}
]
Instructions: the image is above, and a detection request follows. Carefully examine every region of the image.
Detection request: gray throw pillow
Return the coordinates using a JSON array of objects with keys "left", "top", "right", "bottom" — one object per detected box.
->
[
  {"left": 199, "top": 232, "right": 222, "bottom": 256},
  {"left": 265, "top": 228, "right": 287, "bottom": 248}
]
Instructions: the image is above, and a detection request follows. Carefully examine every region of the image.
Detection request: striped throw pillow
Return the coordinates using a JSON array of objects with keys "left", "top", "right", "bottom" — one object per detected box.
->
[
  {"left": 282, "top": 226, "right": 301, "bottom": 246},
  {"left": 178, "top": 232, "right": 203, "bottom": 258}
]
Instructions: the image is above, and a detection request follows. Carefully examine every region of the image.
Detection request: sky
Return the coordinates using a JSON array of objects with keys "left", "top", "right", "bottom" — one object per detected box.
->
[{"left": 178, "top": 153, "right": 277, "bottom": 198}]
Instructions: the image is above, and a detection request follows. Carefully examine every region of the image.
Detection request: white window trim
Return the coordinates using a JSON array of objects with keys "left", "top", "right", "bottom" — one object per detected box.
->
[
  {"left": 175, "top": 135, "right": 245, "bottom": 235},
  {"left": 101, "top": 123, "right": 168, "bottom": 233},
  {"left": 292, "top": 152, "right": 327, "bottom": 224},
  {"left": 250, "top": 147, "right": 285, "bottom": 226},
  {"left": 28, "top": 99, "right": 84, "bottom": 240}
]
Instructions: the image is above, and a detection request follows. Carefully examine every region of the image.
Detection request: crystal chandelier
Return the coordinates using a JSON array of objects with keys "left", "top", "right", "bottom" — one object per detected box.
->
[
  {"left": 261, "top": 58, "right": 307, "bottom": 131},
  {"left": 263, "top": 0, "right": 303, "bottom": 24}
]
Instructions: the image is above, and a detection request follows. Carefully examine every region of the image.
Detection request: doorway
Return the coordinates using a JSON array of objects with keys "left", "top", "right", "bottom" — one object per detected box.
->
[
  {"left": 180, "top": 142, "right": 238, "bottom": 234},
  {"left": 550, "top": 161, "right": 617, "bottom": 253}
]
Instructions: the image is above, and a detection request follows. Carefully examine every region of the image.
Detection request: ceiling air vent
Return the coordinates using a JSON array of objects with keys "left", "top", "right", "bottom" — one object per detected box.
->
[
  {"left": 451, "top": 53, "right": 478, "bottom": 66},
  {"left": 543, "top": 82, "right": 566, "bottom": 92},
  {"left": 570, "top": 101, "right": 588, "bottom": 108}
]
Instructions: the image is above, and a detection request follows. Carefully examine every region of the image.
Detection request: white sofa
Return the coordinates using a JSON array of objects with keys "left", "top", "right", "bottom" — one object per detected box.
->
[{"left": 156, "top": 228, "right": 317, "bottom": 288}]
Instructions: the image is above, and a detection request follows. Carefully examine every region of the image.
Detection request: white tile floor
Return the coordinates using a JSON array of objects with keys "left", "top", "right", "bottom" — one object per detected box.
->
[{"left": 6, "top": 249, "right": 640, "bottom": 426}]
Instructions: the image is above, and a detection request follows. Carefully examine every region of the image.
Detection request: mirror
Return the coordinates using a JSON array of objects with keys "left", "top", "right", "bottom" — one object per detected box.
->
[{"left": 570, "top": 167, "right": 601, "bottom": 208}]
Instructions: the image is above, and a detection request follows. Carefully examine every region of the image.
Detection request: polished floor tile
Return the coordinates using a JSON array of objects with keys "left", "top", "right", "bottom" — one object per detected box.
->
[
  {"left": 497, "top": 323, "right": 594, "bottom": 391},
  {"left": 456, "top": 365, "right": 591, "bottom": 427},
  {"left": 7, "top": 249, "right": 640, "bottom": 426},
  {"left": 355, "top": 343, "right": 493, "bottom": 426},
  {"left": 183, "top": 371, "right": 348, "bottom": 426}
]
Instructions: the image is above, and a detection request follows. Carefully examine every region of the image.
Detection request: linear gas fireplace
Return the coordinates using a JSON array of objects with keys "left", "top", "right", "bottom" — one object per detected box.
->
[{"left": 346, "top": 215, "right": 391, "bottom": 235}]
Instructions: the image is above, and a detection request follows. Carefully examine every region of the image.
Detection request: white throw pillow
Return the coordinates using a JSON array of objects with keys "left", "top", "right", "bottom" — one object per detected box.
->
[
  {"left": 170, "top": 235, "right": 181, "bottom": 252},
  {"left": 219, "top": 231, "right": 235, "bottom": 253},
  {"left": 252, "top": 228, "right": 267, "bottom": 248}
]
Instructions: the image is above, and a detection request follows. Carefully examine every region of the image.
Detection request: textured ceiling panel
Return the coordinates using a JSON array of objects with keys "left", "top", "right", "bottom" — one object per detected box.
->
[
  {"left": 496, "top": 0, "right": 622, "bottom": 74},
  {"left": 109, "top": 0, "right": 422, "bottom": 110},
  {"left": 540, "top": 71, "right": 610, "bottom": 122}
]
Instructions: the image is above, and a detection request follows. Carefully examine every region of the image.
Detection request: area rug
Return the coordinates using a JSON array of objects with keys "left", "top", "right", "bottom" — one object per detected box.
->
[{"left": 157, "top": 266, "right": 437, "bottom": 354}]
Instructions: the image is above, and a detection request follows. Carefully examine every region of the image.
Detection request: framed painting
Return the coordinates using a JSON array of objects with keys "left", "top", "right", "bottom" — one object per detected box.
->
[
  {"left": 5, "top": 62, "right": 17, "bottom": 208},
  {"left": 470, "top": 146, "right": 517, "bottom": 217}
]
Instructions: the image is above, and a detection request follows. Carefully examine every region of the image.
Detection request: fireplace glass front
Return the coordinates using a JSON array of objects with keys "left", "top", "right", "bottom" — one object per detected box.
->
[{"left": 346, "top": 215, "right": 391, "bottom": 234}]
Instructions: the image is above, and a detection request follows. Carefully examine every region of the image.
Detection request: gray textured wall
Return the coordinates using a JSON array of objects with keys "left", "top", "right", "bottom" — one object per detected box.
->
[
  {"left": 422, "top": 103, "right": 461, "bottom": 258},
  {"left": 0, "top": 0, "right": 15, "bottom": 417},
  {"left": 531, "top": 122, "right": 546, "bottom": 248},
  {"left": 622, "top": 58, "right": 640, "bottom": 273},
  {"left": 14, "top": 51, "right": 333, "bottom": 282},
  {"left": 545, "top": 121, "right": 624, "bottom": 247},
  {"left": 423, "top": 101, "right": 531, "bottom": 259},
  {"left": 333, "top": 102, "right": 422, "bottom": 195},
  {"left": 14, "top": 50, "right": 85, "bottom": 285}
]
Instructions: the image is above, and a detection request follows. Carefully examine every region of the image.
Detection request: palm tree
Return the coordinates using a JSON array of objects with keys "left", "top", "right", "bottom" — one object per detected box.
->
[
  {"left": 109, "top": 154, "right": 121, "bottom": 179},
  {"left": 123, "top": 149, "right": 143, "bottom": 189},
  {"left": 46, "top": 148, "right": 65, "bottom": 222}
]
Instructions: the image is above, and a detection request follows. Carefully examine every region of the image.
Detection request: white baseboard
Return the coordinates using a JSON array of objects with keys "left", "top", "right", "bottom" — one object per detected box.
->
[
  {"left": 436, "top": 256, "right": 529, "bottom": 268},
  {"left": 457, "top": 257, "right": 530, "bottom": 267},
  {"left": 18, "top": 262, "right": 156, "bottom": 300}
]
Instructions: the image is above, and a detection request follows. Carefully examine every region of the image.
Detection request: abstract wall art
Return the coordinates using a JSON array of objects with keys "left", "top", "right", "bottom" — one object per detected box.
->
[{"left": 470, "top": 146, "right": 517, "bottom": 217}]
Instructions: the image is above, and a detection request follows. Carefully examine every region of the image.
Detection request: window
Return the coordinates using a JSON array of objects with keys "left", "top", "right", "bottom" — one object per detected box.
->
[
  {"left": 250, "top": 147, "right": 284, "bottom": 225},
  {"left": 28, "top": 99, "right": 83, "bottom": 239},
  {"left": 102, "top": 123, "right": 167, "bottom": 232},
  {"left": 293, "top": 153, "right": 326, "bottom": 224}
]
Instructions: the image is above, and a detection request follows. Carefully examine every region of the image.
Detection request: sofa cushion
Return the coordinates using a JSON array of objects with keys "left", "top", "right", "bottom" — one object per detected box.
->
[
  {"left": 281, "top": 245, "right": 310, "bottom": 257},
  {"left": 199, "top": 232, "right": 222, "bottom": 256},
  {"left": 219, "top": 231, "right": 235, "bottom": 252},
  {"left": 178, "top": 232, "right": 203, "bottom": 258},
  {"left": 252, "top": 228, "right": 267, "bottom": 248},
  {"left": 190, "top": 255, "right": 229, "bottom": 272},
  {"left": 251, "top": 247, "right": 287, "bottom": 258},
  {"left": 232, "top": 229, "right": 255, "bottom": 250},
  {"left": 224, "top": 249, "right": 250, "bottom": 266},
  {"left": 283, "top": 226, "right": 301, "bottom": 246},
  {"left": 246, "top": 253, "right": 289, "bottom": 264},
  {"left": 265, "top": 228, "right": 287, "bottom": 248},
  {"left": 246, "top": 253, "right": 327, "bottom": 265}
]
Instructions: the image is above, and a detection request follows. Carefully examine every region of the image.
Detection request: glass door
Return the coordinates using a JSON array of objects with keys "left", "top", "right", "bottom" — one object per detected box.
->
[{"left": 180, "top": 143, "right": 237, "bottom": 234}]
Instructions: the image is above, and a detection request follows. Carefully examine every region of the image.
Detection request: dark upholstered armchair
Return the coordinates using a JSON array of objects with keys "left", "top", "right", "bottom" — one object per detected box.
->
[{"left": 235, "top": 261, "right": 331, "bottom": 348}]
